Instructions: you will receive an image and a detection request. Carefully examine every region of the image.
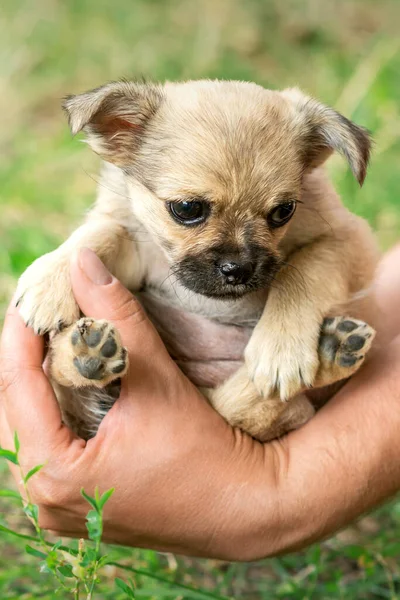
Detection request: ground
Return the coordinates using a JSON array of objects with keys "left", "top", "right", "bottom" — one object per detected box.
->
[{"left": 1, "top": 0, "right": 400, "bottom": 598}]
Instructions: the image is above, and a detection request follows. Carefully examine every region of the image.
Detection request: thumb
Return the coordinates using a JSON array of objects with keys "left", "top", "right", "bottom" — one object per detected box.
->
[{"left": 70, "top": 248, "right": 164, "bottom": 359}]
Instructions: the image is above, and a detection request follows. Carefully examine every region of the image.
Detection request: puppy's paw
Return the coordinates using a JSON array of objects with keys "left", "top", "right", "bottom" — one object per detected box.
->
[
  {"left": 67, "top": 318, "right": 128, "bottom": 387},
  {"left": 318, "top": 316, "right": 375, "bottom": 376},
  {"left": 16, "top": 252, "right": 79, "bottom": 333},
  {"left": 245, "top": 321, "right": 320, "bottom": 401}
]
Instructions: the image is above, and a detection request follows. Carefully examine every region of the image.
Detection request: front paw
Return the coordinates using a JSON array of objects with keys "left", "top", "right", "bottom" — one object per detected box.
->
[
  {"left": 70, "top": 318, "right": 128, "bottom": 384},
  {"left": 245, "top": 324, "right": 320, "bottom": 401},
  {"left": 16, "top": 252, "right": 79, "bottom": 334}
]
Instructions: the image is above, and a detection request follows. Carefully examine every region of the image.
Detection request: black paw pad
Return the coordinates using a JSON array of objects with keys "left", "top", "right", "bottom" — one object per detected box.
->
[
  {"left": 73, "top": 357, "right": 104, "bottom": 380},
  {"left": 338, "top": 354, "right": 361, "bottom": 368},
  {"left": 100, "top": 337, "right": 117, "bottom": 358},
  {"left": 343, "top": 334, "right": 365, "bottom": 352},
  {"left": 337, "top": 320, "right": 358, "bottom": 333},
  {"left": 85, "top": 329, "right": 103, "bottom": 347},
  {"left": 71, "top": 330, "right": 81, "bottom": 346}
]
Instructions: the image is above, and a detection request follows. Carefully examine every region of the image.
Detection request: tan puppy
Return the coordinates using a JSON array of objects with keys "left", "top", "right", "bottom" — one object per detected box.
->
[{"left": 15, "top": 80, "right": 380, "bottom": 440}]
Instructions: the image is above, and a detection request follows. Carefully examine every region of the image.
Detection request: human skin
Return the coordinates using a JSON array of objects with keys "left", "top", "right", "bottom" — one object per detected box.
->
[{"left": 0, "top": 245, "right": 400, "bottom": 561}]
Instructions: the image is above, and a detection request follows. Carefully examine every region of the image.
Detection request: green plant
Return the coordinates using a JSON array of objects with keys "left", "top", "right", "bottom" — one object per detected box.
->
[{"left": 0, "top": 434, "right": 230, "bottom": 599}]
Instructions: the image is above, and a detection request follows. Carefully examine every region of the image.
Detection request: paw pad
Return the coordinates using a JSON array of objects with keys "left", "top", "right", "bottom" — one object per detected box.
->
[
  {"left": 73, "top": 356, "right": 104, "bottom": 380},
  {"left": 70, "top": 318, "right": 128, "bottom": 384},
  {"left": 319, "top": 316, "right": 375, "bottom": 372}
]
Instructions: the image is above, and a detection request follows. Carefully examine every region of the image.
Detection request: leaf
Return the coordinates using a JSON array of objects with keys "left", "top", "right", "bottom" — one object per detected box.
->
[
  {"left": 24, "top": 464, "right": 44, "bottom": 484},
  {"left": 115, "top": 577, "right": 135, "bottom": 598},
  {"left": 85, "top": 509, "right": 102, "bottom": 541},
  {"left": 13, "top": 431, "right": 20, "bottom": 454},
  {"left": 51, "top": 539, "right": 64, "bottom": 553},
  {"left": 57, "top": 564, "right": 74, "bottom": 578},
  {"left": 81, "top": 488, "right": 99, "bottom": 512},
  {"left": 0, "top": 489, "right": 21, "bottom": 501},
  {"left": 45, "top": 550, "right": 59, "bottom": 570},
  {"left": 52, "top": 539, "right": 63, "bottom": 551},
  {"left": 24, "top": 503, "right": 39, "bottom": 522},
  {"left": 25, "top": 544, "right": 47, "bottom": 559},
  {"left": 80, "top": 546, "right": 98, "bottom": 567},
  {"left": 99, "top": 487, "right": 115, "bottom": 510},
  {"left": 0, "top": 448, "right": 18, "bottom": 465},
  {"left": 97, "top": 554, "right": 113, "bottom": 568}
]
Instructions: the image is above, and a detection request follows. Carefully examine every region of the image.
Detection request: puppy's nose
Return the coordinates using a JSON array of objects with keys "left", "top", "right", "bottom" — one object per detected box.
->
[{"left": 218, "top": 260, "right": 254, "bottom": 285}]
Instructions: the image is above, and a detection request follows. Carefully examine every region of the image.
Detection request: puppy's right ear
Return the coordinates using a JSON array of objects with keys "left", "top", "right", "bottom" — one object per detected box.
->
[
  {"left": 281, "top": 88, "right": 371, "bottom": 186},
  {"left": 63, "top": 81, "right": 164, "bottom": 166}
]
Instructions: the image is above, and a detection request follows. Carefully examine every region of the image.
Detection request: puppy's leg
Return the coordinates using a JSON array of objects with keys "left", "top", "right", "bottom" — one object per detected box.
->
[
  {"left": 49, "top": 317, "right": 129, "bottom": 438},
  {"left": 53, "top": 383, "right": 121, "bottom": 440},
  {"left": 245, "top": 233, "right": 377, "bottom": 402},
  {"left": 203, "top": 365, "right": 315, "bottom": 442},
  {"left": 16, "top": 215, "right": 141, "bottom": 334},
  {"left": 16, "top": 171, "right": 141, "bottom": 436},
  {"left": 206, "top": 314, "right": 375, "bottom": 441}
]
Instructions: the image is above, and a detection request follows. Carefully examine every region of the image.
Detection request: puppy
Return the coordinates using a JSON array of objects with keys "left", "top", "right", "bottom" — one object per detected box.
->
[{"left": 15, "top": 80, "right": 380, "bottom": 440}]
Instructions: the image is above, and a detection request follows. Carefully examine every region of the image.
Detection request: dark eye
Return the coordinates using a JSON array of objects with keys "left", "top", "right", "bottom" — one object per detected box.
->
[
  {"left": 268, "top": 201, "right": 296, "bottom": 228},
  {"left": 168, "top": 199, "right": 210, "bottom": 226}
]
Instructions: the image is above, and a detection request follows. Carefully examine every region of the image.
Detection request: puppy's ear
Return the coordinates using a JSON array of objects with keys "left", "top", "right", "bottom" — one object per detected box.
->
[
  {"left": 282, "top": 88, "right": 371, "bottom": 185},
  {"left": 63, "top": 81, "right": 164, "bottom": 165}
]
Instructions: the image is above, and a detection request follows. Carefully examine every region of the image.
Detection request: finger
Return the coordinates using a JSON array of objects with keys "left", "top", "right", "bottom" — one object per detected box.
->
[
  {"left": 70, "top": 249, "right": 182, "bottom": 401},
  {"left": 70, "top": 248, "right": 170, "bottom": 360},
  {"left": 0, "top": 300, "right": 68, "bottom": 451}
]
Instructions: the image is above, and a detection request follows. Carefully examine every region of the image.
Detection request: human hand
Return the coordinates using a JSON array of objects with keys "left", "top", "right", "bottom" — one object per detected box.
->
[
  {"left": 0, "top": 248, "right": 277, "bottom": 560},
  {"left": 1, "top": 245, "right": 400, "bottom": 561}
]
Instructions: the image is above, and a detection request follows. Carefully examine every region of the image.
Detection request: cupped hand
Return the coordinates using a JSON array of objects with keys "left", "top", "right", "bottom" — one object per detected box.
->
[
  {"left": 0, "top": 248, "right": 278, "bottom": 560},
  {"left": 1, "top": 245, "right": 400, "bottom": 561}
]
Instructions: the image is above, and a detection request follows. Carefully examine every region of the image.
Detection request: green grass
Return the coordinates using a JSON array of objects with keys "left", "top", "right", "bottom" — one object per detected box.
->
[{"left": 1, "top": 0, "right": 400, "bottom": 598}]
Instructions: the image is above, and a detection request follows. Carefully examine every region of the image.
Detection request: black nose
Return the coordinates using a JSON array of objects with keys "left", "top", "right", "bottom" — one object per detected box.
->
[{"left": 217, "top": 260, "right": 254, "bottom": 285}]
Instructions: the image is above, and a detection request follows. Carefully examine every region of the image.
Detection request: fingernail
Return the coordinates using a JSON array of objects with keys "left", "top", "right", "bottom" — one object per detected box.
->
[{"left": 78, "top": 248, "right": 113, "bottom": 285}]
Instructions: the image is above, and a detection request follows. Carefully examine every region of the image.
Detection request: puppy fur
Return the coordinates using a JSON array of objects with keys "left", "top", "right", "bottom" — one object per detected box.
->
[{"left": 16, "top": 79, "right": 380, "bottom": 440}]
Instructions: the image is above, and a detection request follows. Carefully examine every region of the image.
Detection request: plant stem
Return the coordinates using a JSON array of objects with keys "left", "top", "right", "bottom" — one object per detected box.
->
[
  {"left": 74, "top": 581, "right": 80, "bottom": 600},
  {"left": 18, "top": 462, "right": 46, "bottom": 546},
  {"left": 87, "top": 522, "right": 102, "bottom": 599},
  {"left": 15, "top": 448, "right": 70, "bottom": 591}
]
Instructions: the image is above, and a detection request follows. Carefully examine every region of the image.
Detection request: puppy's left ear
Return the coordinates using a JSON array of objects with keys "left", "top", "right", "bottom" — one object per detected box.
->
[
  {"left": 63, "top": 80, "right": 164, "bottom": 166},
  {"left": 282, "top": 88, "right": 371, "bottom": 185}
]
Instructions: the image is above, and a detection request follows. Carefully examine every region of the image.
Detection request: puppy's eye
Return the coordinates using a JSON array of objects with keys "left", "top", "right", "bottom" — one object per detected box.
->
[
  {"left": 168, "top": 200, "right": 210, "bottom": 226},
  {"left": 268, "top": 201, "right": 296, "bottom": 228}
]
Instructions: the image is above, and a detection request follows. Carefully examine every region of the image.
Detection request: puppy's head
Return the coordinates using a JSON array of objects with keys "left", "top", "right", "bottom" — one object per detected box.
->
[{"left": 64, "top": 80, "right": 371, "bottom": 299}]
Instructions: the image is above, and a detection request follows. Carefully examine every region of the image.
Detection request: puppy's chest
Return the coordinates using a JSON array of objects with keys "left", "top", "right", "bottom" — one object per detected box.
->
[{"left": 135, "top": 257, "right": 266, "bottom": 388}]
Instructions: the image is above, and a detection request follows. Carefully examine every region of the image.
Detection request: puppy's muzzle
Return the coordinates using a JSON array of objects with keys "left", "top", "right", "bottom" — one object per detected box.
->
[{"left": 217, "top": 258, "right": 254, "bottom": 285}]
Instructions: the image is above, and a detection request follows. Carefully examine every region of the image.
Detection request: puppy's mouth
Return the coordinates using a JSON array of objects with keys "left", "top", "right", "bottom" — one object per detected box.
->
[{"left": 174, "top": 253, "right": 281, "bottom": 300}]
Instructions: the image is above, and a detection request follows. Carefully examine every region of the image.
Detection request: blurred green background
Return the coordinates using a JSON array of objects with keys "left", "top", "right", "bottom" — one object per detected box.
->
[{"left": 1, "top": 0, "right": 400, "bottom": 598}]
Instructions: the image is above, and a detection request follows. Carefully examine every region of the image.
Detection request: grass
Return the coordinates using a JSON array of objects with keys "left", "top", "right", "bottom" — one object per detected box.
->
[{"left": 1, "top": 0, "right": 400, "bottom": 597}]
